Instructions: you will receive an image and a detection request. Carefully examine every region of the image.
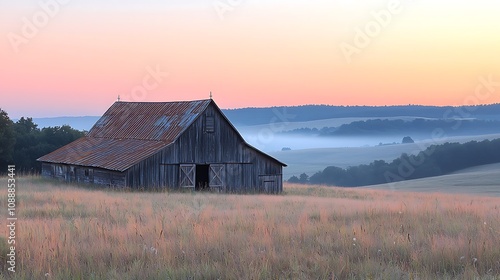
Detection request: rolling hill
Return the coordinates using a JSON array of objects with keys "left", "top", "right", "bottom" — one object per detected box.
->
[{"left": 364, "top": 163, "right": 500, "bottom": 197}]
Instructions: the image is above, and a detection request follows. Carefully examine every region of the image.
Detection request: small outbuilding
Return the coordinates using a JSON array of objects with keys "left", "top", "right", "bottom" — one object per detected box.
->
[{"left": 37, "top": 99, "right": 286, "bottom": 193}]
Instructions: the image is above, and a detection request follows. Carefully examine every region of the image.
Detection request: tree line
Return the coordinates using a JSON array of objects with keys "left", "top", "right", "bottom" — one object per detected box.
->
[
  {"left": 0, "top": 109, "right": 84, "bottom": 173},
  {"left": 283, "top": 119, "right": 500, "bottom": 137},
  {"left": 289, "top": 139, "right": 500, "bottom": 187},
  {"left": 224, "top": 103, "right": 500, "bottom": 126}
]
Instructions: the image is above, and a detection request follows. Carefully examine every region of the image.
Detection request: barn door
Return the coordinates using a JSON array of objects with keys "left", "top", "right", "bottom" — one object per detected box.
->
[
  {"left": 264, "top": 180, "right": 276, "bottom": 193},
  {"left": 260, "top": 175, "right": 278, "bottom": 193},
  {"left": 69, "top": 166, "right": 76, "bottom": 182},
  {"left": 88, "top": 169, "right": 94, "bottom": 183},
  {"left": 209, "top": 164, "right": 225, "bottom": 192},
  {"left": 179, "top": 164, "right": 195, "bottom": 189}
]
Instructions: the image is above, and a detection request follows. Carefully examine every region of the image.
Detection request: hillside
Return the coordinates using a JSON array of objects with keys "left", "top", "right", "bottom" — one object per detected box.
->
[
  {"left": 223, "top": 104, "right": 500, "bottom": 126},
  {"left": 271, "top": 133, "right": 500, "bottom": 178},
  {"left": 295, "top": 138, "right": 500, "bottom": 187},
  {"left": 365, "top": 163, "right": 500, "bottom": 196}
]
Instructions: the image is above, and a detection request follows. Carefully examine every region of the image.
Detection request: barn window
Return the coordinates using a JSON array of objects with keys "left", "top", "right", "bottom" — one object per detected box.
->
[
  {"left": 205, "top": 114, "right": 215, "bottom": 133},
  {"left": 84, "top": 169, "right": 89, "bottom": 177}
]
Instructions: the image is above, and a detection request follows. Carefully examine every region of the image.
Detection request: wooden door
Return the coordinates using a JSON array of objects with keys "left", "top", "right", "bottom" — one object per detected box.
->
[
  {"left": 260, "top": 175, "right": 278, "bottom": 193},
  {"left": 209, "top": 164, "right": 225, "bottom": 192},
  {"left": 179, "top": 164, "right": 195, "bottom": 189},
  {"left": 264, "top": 180, "right": 276, "bottom": 193},
  {"left": 70, "top": 166, "right": 76, "bottom": 182}
]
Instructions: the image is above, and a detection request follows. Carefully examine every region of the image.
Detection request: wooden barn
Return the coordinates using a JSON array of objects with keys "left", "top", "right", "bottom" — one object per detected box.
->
[{"left": 37, "top": 99, "right": 286, "bottom": 193}]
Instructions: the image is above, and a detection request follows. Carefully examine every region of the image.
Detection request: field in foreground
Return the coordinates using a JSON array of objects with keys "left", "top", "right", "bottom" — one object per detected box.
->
[{"left": 1, "top": 178, "right": 500, "bottom": 279}]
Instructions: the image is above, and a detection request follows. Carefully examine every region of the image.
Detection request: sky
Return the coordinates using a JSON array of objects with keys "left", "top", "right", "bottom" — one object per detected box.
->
[{"left": 1, "top": 0, "right": 500, "bottom": 118}]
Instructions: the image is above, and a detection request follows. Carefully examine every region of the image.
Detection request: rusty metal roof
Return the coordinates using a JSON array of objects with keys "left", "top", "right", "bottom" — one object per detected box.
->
[
  {"left": 87, "top": 100, "right": 211, "bottom": 141},
  {"left": 37, "top": 137, "right": 170, "bottom": 171},
  {"left": 38, "top": 100, "right": 212, "bottom": 171}
]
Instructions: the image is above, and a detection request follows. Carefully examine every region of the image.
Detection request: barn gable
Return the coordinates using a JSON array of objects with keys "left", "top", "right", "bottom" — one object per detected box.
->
[{"left": 37, "top": 99, "right": 286, "bottom": 193}]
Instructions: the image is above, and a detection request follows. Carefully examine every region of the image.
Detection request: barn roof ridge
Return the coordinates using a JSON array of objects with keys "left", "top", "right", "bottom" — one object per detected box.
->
[
  {"left": 86, "top": 135, "right": 172, "bottom": 142},
  {"left": 114, "top": 98, "right": 212, "bottom": 104}
]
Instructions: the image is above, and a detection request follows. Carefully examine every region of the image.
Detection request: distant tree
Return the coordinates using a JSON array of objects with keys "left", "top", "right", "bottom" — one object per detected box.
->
[
  {"left": 299, "top": 173, "right": 309, "bottom": 184},
  {"left": 11, "top": 118, "right": 85, "bottom": 173},
  {"left": 402, "top": 136, "right": 414, "bottom": 144},
  {"left": 287, "top": 176, "right": 300, "bottom": 183},
  {"left": 41, "top": 125, "right": 84, "bottom": 148},
  {"left": 316, "top": 119, "right": 500, "bottom": 137},
  {"left": 310, "top": 166, "right": 345, "bottom": 185},
  {"left": 0, "top": 109, "right": 15, "bottom": 170},
  {"left": 13, "top": 117, "right": 42, "bottom": 172}
]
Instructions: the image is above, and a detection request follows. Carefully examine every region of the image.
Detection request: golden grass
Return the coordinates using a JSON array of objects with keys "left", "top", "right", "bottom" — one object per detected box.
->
[{"left": 0, "top": 177, "right": 499, "bottom": 279}]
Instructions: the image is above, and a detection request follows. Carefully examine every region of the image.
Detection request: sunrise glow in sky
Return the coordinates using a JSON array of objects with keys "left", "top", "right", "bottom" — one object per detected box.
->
[{"left": 1, "top": 0, "right": 500, "bottom": 118}]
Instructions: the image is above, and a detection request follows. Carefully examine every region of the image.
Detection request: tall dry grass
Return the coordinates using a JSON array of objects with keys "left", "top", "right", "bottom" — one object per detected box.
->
[{"left": 0, "top": 177, "right": 499, "bottom": 279}]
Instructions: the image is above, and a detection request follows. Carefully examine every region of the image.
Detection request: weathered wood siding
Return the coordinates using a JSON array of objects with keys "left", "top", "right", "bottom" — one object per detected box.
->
[
  {"left": 125, "top": 103, "right": 283, "bottom": 193},
  {"left": 126, "top": 152, "right": 163, "bottom": 189},
  {"left": 41, "top": 163, "right": 126, "bottom": 187},
  {"left": 93, "top": 169, "right": 126, "bottom": 187}
]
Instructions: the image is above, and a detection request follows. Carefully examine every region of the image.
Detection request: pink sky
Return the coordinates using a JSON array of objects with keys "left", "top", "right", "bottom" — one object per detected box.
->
[{"left": 1, "top": 0, "right": 500, "bottom": 118}]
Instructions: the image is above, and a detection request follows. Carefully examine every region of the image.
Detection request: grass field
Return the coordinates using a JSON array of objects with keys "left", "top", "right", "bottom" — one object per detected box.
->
[{"left": 1, "top": 177, "right": 500, "bottom": 279}]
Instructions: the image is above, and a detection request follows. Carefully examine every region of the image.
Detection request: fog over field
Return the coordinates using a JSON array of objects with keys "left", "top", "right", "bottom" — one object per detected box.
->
[
  {"left": 235, "top": 112, "right": 500, "bottom": 181},
  {"left": 244, "top": 131, "right": 500, "bottom": 154},
  {"left": 256, "top": 131, "right": 500, "bottom": 179},
  {"left": 237, "top": 116, "right": 500, "bottom": 153},
  {"left": 242, "top": 133, "right": 403, "bottom": 152},
  {"left": 238, "top": 123, "right": 408, "bottom": 153}
]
